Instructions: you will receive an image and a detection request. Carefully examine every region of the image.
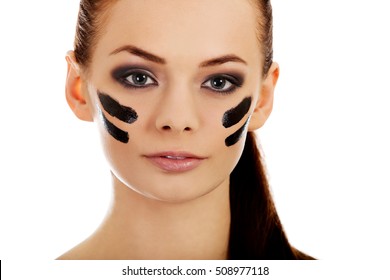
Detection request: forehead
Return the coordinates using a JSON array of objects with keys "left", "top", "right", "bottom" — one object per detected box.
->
[{"left": 95, "top": 0, "right": 261, "bottom": 64}]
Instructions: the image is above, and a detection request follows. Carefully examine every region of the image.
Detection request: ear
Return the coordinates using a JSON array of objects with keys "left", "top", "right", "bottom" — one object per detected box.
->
[
  {"left": 248, "top": 62, "right": 280, "bottom": 131},
  {"left": 65, "top": 51, "right": 93, "bottom": 122}
]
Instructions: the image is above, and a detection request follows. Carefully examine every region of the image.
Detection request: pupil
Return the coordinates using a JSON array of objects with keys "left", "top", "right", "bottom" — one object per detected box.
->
[
  {"left": 133, "top": 73, "right": 147, "bottom": 84},
  {"left": 212, "top": 78, "right": 225, "bottom": 89}
]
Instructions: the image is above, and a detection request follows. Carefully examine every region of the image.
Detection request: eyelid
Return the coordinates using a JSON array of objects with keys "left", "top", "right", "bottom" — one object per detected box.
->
[
  {"left": 201, "top": 73, "right": 244, "bottom": 94},
  {"left": 204, "top": 73, "right": 244, "bottom": 86},
  {"left": 111, "top": 66, "right": 158, "bottom": 88}
]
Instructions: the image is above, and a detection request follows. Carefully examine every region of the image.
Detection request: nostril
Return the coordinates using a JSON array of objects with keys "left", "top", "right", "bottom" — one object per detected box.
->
[
  {"left": 160, "top": 125, "right": 192, "bottom": 132},
  {"left": 162, "top": 125, "right": 171, "bottom": 130}
]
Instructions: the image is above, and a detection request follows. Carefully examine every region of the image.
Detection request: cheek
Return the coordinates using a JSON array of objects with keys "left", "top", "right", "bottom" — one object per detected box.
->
[
  {"left": 224, "top": 117, "right": 251, "bottom": 147},
  {"left": 222, "top": 97, "right": 252, "bottom": 128},
  {"left": 97, "top": 106, "right": 130, "bottom": 143},
  {"left": 98, "top": 92, "right": 138, "bottom": 124},
  {"left": 96, "top": 91, "right": 139, "bottom": 144},
  {"left": 221, "top": 96, "right": 252, "bottom": 147},
  {"left": 92, "top": 91, "right": 146, "bottom": 186}
]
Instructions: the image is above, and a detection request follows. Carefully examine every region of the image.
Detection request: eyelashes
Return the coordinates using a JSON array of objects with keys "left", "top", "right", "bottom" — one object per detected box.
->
[
  {"left": 111, "top": 66, "right": 244, "bottom": 94},
  {"left": 201, "top": 74, "right": 243, "bottom": 94},
  {"left": 112, "top": 66, "right": 157, "bottom": 89}
]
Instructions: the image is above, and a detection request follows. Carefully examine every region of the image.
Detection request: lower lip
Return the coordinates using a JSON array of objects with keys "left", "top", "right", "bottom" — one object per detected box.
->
[{"left": 145, "top": 156, "right": 204, "bottom": 172}]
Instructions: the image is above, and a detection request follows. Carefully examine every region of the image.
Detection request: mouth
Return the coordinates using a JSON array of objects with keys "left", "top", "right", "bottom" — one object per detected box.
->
[{"left": 144, "top": 152, "right": 206, "bottom": 173}]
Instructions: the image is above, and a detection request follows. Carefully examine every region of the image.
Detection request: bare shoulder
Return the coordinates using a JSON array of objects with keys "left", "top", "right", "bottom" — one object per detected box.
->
[
  {"left": 56, "top": 236, "right": 106, "bottom": 260},
  {"left": 56, "top": 242, "right": 92, "bottom": 260}
]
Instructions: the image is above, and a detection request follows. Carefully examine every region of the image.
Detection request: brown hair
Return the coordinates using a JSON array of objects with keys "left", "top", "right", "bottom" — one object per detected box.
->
[
  {"left": 257, "top": 0, "right": 274, "bottom": 77},
  {"left": 72, "top": 0, "right": 313, "bottom": 259},
  {"left": 229, "top": 132, "right": 313, "bottom": 259},
  {"left": 74, "top": 0, "right": 114, "bottom": 69}
]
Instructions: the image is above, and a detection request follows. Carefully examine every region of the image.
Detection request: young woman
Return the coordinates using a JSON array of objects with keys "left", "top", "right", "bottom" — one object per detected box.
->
[{"left": 59, "top": 0, "right": 313, "bottom": 260}]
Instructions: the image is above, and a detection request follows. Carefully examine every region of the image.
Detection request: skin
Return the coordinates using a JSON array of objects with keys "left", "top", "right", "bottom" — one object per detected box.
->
[{"left": 61, "top": 0, "right": 279, "bottom": 259}]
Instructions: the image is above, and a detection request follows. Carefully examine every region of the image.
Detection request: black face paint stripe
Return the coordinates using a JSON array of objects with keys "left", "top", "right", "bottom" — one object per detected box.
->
[
  {"left": 98, "top": 107, "right": 129, "bottom": 143},
  {"left": 222, "top": 96, "right": 252, "bottom": 128},
  {"left": 225, "top": 117, "right": 250, "bottom": 147},
  {"left": 98, "top": 92, "right": 138, "bottom": 124}
]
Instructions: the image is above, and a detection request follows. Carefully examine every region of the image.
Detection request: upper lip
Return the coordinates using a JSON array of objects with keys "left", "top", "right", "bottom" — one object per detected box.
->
[{"left": 144, "top": 151, "right": 206, "bottom": 159}]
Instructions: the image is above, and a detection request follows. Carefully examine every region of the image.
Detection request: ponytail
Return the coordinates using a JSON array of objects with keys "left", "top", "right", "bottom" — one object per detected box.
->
[{"left": 228, "top": 132, "right": 313, "bottom": 259}]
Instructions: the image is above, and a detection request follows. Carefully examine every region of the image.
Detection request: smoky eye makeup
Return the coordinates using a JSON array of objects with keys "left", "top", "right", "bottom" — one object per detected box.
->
[
  {"left": 111, "top": 66, "right": 158, "bottom": 89},
  {"left": 201, "top": 73, "right": 244, "bottom": 94}
]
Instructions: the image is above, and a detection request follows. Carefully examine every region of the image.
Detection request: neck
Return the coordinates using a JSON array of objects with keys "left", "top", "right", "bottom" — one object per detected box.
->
[{"left": 81, "top": 173, "right": 231, "bottom": 259}]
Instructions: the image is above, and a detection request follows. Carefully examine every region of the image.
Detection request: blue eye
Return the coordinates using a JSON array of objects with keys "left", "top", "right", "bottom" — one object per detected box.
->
[
  {"left": 202, "top": 75, "right": 242, "bottom": 94},
  {"left": 112, "top": 67, "right": 157, "bottom": 89}
]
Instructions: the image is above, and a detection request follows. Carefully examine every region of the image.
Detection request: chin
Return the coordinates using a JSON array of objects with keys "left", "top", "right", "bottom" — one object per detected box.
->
[
  {"left": 113, "top": 164, "right": 230, "bottom": 204},
  {"left": 137, "top": 185, "right": 217, "bottom": 204},
  {"left": 122, "top": 177, "right": 222, "bottom": 204}
]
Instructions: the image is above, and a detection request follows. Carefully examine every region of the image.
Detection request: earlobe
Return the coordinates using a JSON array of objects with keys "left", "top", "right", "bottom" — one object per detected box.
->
[
  {"left": 65, "top": 51, "right": 93, "bottom": 122},
  {"left": 248, "top": 62, "right": 280, "bottom": 131}
]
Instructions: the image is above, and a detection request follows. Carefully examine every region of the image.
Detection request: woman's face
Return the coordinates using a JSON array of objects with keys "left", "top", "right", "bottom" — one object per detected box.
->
[{"left": 82, "top": 0, "right": 266, "bottom": 202}]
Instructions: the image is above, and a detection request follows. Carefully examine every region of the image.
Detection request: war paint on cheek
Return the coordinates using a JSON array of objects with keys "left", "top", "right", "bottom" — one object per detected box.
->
[
  {"left": 98, "top": 92, "right": 138, "bottom": 124},
  {"left": 222, "top": 96, "right": 252, "bottom": 147},
  {"left": 97, "top": 91, "right": 138, "bottom": 143},
  {"left": 222, "top": 97, "right": 252, "bottom": 128},
  {"left": 97, "top": 107, "right": 129, "bottom": 143},
  {"left": 225, "top": 117, "right": 250, "bottom": 147}
]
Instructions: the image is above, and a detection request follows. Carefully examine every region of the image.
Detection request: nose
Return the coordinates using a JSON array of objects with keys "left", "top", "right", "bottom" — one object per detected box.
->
[{"left": 155, "top": 85, "right": 200, "bottom": 134}]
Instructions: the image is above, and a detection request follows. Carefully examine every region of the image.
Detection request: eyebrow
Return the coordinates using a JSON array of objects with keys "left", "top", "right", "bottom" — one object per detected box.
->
[
  {"left": 110, "top": 45, "right": 166, "bottom": 64},
  {"left": 199, "top": 55, "right": 247, "bottom": 67},
  {"left": 110, "top": 45, "right": 247, "bottom": 67}
]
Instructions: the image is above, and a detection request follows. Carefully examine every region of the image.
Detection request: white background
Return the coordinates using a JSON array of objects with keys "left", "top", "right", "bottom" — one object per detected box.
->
[{"left": 0, "top": 0, "right": 389, "bottom": 267}]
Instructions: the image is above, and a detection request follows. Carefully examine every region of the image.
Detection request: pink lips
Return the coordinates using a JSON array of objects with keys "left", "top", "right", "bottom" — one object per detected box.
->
[{"left": 144, "top": 152, "right": 206, "bottom": 172}]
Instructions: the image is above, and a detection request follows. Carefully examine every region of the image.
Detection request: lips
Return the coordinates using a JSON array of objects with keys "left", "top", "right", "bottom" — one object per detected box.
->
[{"left": 144, "top": 152, "right": 206, "bottom": 172}]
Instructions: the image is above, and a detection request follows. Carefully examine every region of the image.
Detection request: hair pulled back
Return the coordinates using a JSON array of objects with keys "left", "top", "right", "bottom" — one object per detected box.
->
[
  {"left": 74, "top": 0, "right": 273, "bottom": 76},
  {"left": 73, "top": 0, "right": 312, "bottom": 259}
]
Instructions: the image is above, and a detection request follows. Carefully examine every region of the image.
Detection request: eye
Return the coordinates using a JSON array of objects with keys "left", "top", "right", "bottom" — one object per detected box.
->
[
  {"left": 202, "top": 75, "right": 242, "bottom": 94},
  {"left": 123, "top": 71, "right": 157, "bottom": 88},
  {"left": 112, "top": 67, "right": 158, "bottom": 89}
]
